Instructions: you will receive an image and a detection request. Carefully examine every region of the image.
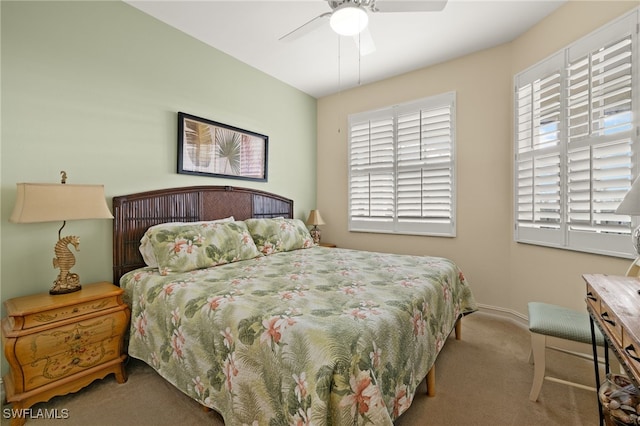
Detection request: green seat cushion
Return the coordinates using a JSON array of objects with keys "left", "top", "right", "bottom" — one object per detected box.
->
[{"left": 528, "top": 302, "right": 605, "bottom": 346}]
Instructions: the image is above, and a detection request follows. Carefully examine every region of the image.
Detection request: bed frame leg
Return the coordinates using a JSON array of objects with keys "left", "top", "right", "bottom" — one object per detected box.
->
[
  {"left": 425, "top": 316, "right": 461, "bottom": 397},
  {"left": 426, "top": 365, "right": 436, "bottom": 397}
]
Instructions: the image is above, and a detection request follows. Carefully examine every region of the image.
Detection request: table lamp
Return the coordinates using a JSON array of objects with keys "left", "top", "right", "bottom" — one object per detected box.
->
[
  {"left": 9, "top": 172, "right": 114, "bottom": 294},
  {"left": 615, "top": 175, "right": 640, "bottom": 276},
  {"left": 306, "top": 209, "right": 326, "bottom": 245}
]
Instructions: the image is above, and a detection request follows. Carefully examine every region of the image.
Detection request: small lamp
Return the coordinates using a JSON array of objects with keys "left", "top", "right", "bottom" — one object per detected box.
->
[
  {"left": 615, "top": 175, "right": 640, "bottom": 276},
  {"left": 9, "top": 172, "right": 114, "bottom": 294},
  {"left": 306, "top": 209, "right": 326, "bottom": 245}
]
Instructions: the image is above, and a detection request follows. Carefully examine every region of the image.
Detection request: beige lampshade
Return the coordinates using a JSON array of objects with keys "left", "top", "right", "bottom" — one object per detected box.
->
[
  {"left": 616, "top": 176, "right": 640, "bottom": 216},
  {"left": 10, "top": 183, "right": 113, "bottom": 223},
  {"left": 306, "top": 209, "right": 325, "bottom": 226}
]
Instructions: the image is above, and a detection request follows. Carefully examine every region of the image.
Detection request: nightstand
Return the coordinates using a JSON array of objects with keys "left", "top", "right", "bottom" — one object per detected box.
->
[{"left": 2, "top": 282, "right": 129, "bottom": 426}]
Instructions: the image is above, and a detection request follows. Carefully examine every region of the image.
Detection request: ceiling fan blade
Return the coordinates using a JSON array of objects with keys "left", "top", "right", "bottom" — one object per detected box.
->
[
  {"left": 353, "top": 27, "right": 376, "bottom": 56},
  {"left": 279, "top": 12, "right": 331, "bottom": 42},
  {"left": 373, "top": 0, "right": 448, "bottom": 13}
]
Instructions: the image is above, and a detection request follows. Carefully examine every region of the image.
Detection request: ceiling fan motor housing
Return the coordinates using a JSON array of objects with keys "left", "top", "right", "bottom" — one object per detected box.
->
[{"left": 328, "top": 0, "right": 375, "bottom": 12}]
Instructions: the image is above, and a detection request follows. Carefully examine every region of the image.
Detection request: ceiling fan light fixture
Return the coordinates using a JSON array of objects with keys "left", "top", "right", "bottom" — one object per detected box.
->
[{"left": 330, "top": 4, "right": 368, "bottom": 36}]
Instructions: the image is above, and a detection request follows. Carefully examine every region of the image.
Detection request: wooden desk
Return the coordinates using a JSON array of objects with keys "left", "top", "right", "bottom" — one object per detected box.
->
[{"left": 583, "top": 274, "right": 640, "bottom": 425}]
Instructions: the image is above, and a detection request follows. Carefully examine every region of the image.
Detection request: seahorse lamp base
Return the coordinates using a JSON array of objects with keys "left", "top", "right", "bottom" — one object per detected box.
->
[
  {"left": 50, "top": 276, "right": 81, "bottom": 295},
  {"left": 50, "top": 234, "right": 82, "bottom": 295}
]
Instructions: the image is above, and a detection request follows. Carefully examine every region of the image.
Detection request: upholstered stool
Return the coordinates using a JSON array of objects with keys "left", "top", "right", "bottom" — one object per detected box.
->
[{"left": 528, "top": 302, "right": 605, "bottom": 402}]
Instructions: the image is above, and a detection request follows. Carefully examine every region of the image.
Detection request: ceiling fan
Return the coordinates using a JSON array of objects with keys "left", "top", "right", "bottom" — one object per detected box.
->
[{"left": 279, "top": 0, "right": 448, "bottom": 55}]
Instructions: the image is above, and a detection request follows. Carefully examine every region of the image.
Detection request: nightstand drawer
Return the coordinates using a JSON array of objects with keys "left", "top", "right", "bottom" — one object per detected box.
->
[
  {"left": 21, "top": 334, "right": 124, "bottom": 391},
  {"left": 14, "top": 308, "right": 127, "bottom": 365},
  {"left": 19, "top": 295, "right": 123, "bottom": 330}
]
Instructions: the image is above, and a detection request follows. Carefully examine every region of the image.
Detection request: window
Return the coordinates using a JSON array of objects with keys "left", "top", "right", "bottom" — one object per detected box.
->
[
  {"left": 348, "top": 92, "right": 456, "bottom": 236},
  {"left": 514, "top": 9, "right": 639, "bottom": 258}
]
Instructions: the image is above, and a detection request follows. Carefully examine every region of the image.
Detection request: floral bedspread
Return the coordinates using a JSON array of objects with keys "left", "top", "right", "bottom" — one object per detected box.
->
[{"left": 120, "top": 247, "right": 477, "bottom": 425}]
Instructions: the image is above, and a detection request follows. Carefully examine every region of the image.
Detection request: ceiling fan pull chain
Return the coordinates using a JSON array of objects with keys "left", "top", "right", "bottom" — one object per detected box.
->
[
  {"left": 338, "top": 35, "right": 342, "bottom": 92},
  {"left": 358, "top": 32, "right": 362, "bottom": 85}
]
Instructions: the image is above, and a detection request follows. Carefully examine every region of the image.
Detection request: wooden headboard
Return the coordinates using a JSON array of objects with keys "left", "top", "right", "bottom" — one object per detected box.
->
[{"left": 112, "top": 185, "right": 294, "bottom": 284}]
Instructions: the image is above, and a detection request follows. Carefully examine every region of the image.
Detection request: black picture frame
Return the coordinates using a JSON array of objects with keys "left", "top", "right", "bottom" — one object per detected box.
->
[{"left": 177, "top": 112, "right": 268, "bottom": 182}]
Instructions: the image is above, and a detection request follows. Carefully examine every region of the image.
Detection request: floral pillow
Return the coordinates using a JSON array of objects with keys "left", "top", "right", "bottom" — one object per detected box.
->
[
  {"left": 144, "top": 220, "right": 261, "bottom": 275},
  {"left": 245, "top": 218, "right": 314, "bottom": 255},
  {"left": 139, "top": 217, "right": 234, "bottom": 267}
]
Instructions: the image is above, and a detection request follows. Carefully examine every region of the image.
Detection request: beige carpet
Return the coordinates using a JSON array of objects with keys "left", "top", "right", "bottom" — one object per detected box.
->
[{"left": 13, "top": 312, "right": 600, "bottom": 426}]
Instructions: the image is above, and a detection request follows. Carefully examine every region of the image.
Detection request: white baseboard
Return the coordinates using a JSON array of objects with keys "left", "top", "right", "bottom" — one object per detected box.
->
[{"left": 475, "top": 303, "right": 528, "bottom": 328}]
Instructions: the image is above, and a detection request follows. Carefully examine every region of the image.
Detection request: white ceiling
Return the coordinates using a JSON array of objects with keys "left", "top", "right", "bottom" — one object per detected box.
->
[{"left": 125, "top": 0, "right": 566, "bottom": 98}]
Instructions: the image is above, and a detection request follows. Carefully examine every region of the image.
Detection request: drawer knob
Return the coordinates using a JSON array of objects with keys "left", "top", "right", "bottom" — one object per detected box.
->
[
  {"left": 600, "top": 312, "right": 616, "bottom": 327},
  {"left": 71, "top": 358, "right": 80, "bottom": 365},
  {"left": 72, "top": 307, "right": 79, "bottom": 313},
  {"left": 625, "top": 345, "right": 640, "bottom": 362}
]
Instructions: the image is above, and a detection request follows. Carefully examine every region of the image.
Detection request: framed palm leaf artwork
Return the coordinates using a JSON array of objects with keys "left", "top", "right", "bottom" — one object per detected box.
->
[{"left": 177, "top": 112, "right": 268, "bottom": 182}]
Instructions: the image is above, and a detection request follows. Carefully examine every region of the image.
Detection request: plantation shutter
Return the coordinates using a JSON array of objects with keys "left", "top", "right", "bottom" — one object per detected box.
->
[
  {"left": 349, "top": 113, "right": 395, "bottom": 232},
  {"left": 565, "top": 26, "right": 636, "bottom": 254},
  {"left": 514, "top": 9, "right": 639, "bottom": 258},
  {"left": 396, "top": 97, "right": 455, "bottom": 235},
  {"left": 348, "top": 93, "right": 456, "bottom": 236},
  {"left": 514, "top": 54, "right": 564, "bottom": 246}
]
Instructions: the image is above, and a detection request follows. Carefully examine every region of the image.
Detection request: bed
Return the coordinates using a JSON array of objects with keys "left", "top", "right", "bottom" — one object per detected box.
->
[{"left": 112, "top": 185, "right": 477, "bottom": 425}]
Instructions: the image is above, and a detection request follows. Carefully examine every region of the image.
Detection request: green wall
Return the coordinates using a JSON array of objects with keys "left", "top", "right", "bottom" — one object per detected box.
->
[{"left": 0, "top": 1, "right": 317, "bottom": 310}]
